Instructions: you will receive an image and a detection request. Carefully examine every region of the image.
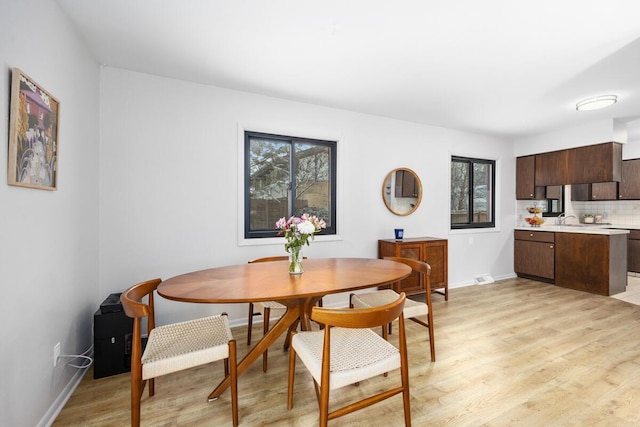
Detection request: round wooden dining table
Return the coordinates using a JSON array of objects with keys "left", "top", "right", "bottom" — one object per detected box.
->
[{"left": 157, "top": 257, "right": 411, "bottom": 400}]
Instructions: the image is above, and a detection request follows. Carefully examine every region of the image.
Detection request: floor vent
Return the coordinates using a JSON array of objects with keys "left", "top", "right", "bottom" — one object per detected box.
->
[{"left": 474, "top": 275, "right": 495, "bottom": 285}]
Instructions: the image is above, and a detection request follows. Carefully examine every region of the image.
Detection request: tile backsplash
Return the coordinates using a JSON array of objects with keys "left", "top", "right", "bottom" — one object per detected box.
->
[
  {"left": 516, "top": 186, "right": 640, "bottom": 226},
  {"left": 570, "top": 200, "right": 640, "bottom": 225}
]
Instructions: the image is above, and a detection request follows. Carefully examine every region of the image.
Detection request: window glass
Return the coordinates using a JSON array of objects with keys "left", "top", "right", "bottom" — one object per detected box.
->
[
  {"left": 245, "top": 131, "right": 336, "bottom": 238},
  {"left": 451, "top": 156, "right": 495, "bottom": 229}
]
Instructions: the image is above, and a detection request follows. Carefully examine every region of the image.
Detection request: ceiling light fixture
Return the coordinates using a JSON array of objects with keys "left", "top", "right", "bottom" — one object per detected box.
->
[{"left": 576, "top": 94, "right": 618, "bottom": 111}]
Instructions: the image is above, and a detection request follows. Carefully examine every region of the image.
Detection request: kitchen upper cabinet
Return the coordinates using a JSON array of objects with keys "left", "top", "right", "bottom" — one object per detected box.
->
[
  {"left": 618, "top": 158, "right": 640, "bottom": 200},
  {"left": 545, "top": 185, "right": 563, "bottom": 199},
  {"left": 567, "top": 142, "right": 622, "bottom": 184},
  {"left": 571, "top": 182, "right": 618, "bottom": 201},
  {"left": 535, "top": 150, "right": 568, "bottom": 186},
  {"left": 516, "top": 155, "right": 545, "bottom": 200},
  {"left": 533, "top": 142, "right": 622, "bottom": 187}
]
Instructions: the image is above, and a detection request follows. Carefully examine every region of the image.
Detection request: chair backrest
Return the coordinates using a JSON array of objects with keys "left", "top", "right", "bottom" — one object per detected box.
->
[
  {"left": 383, "top": 256, "right": 430, "bottom": 278},
  {"left": 311, "top": 292, "right": 406, "bottom": 329},
  {"left": 248, "top": 256, "right": 289, "bottom": 263},
  {"left": 384, "top": 256, "right": 432, "bottom": 301},
  {"left": 249, "top": 255, "right": 307, "bottom": 264},
  {"left": 120, "top": 278, "right": 162, "bottom": 336}
]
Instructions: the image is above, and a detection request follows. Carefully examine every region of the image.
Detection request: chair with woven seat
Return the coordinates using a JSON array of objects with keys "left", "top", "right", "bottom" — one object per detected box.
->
[
  {"left": 287, "top": 292, "right": 411, "bottom": 426},
  {"left": 120, "top": 278, "right": 238, "bottom": 427},
  {"left": 350, "top": 256, "right": 435, "bottom": 362},
  {"left": 247, "top": 256, "right": 289, "bottom": 372}
]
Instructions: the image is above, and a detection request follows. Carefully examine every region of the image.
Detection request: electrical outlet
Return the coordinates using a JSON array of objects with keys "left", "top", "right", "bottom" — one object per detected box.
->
[{"left": 53, "top": 342, "right": 61, "bottom": 367}]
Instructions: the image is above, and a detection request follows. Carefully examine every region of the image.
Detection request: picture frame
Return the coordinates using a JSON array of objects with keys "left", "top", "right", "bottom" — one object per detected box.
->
[{"left": 7, "top": 68, "right": 60, "bottom": 190}]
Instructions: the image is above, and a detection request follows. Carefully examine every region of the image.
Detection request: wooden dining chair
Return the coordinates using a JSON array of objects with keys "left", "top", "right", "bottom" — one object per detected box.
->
[
  {"left": 246, "top": 256, "right": 289, "bottom": 372},
  {"left": 287, "top": 293, "right": 411, "bottom": 426},
  {"left": 350, "top": 257, "right": 435, "bottom": 362},
  {"left": 120, "top": 278, "right": 238, "bottom": 427}
]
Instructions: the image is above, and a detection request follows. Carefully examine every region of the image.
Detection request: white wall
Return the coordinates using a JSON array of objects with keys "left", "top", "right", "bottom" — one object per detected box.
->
[
  {"left": 99, "top": 67, "right": 517, "bottom": 326},
  {"left": 0, "top": 0, "right": 100, "bottom": 425},
  {"left": 513, "top": 119, "right": 626, "bottom": 157}
]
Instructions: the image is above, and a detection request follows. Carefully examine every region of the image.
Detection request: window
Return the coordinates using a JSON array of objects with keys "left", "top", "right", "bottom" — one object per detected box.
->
[
  {"left": 244, "top": 131, "right": 337, "bottom": 239},
  {"left": 451, "top": 156, "right": 495, "bottom": 229}
]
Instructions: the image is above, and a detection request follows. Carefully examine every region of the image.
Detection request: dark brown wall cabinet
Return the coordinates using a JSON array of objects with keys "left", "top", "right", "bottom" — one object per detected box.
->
[
  {"left": 535, "top": 150, "right": 568, "bottom": 187},
  {"left": 378, "top": 237, "right": 448, "bottom": 298},
  {"left": 571, "top": 182, "right": 618, "bottom": 201},
  {"left": 572, "top": 157, "right": 640, "bottom": 201},
  {"left": 545, "top": 185, "right": 563, "bottom": 199},
  {"left": 514, "top": 230, "right": 555, "bottom": 280},
  {"left": 533, "top": 142, "right": 622, "bottom": 187},
  {"left": 516, "top": 155, "right": 545, "bottom": 200},
  {"left": 618, "top": 158, "right": 640, "bottom": 200},
  {"left": 567, "top": 142, "right": 622, "bottom": 184}
]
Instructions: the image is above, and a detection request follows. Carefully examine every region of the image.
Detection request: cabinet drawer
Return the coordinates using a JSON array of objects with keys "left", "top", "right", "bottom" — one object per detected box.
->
[
  {"left": 515, "top": 230, "right": 554, "bottom": 243},
  {"left": 628, "top": 230, "right": 640, "bottom": 240}
]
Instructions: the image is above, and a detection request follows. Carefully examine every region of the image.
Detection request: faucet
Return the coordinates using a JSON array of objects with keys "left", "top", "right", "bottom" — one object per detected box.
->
[{"left": 556, "top": 213, "right": 576, "bottom": 225}]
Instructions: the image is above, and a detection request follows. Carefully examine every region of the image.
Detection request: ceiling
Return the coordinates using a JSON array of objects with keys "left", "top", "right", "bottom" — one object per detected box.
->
[{"left": 56, "top": 0, "right": 640, "bottom": 139}]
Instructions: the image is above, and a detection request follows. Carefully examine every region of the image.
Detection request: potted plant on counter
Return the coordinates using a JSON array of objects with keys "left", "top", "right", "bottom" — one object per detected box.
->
[{"left": 583, "top": 214, "right": 594, "bottom": 223}]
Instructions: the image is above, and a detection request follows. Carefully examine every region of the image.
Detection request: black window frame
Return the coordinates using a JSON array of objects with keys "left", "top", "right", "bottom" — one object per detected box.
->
[
  {"left": 244, "top": 131, "right": 337, "bottom": 239},
  {"left": 451, "top": 156, "right": 496, "bottom": 229}
]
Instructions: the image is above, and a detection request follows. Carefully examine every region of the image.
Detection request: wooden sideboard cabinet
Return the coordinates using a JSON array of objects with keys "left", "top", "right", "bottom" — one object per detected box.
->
[{"left": 378, "top": 237, "right": 448, "bottom": 299}]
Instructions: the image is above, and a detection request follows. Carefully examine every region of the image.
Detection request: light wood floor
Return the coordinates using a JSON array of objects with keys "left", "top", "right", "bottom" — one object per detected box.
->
[{"left": 54, "top": 278, "right": 640, "bottom": 426}]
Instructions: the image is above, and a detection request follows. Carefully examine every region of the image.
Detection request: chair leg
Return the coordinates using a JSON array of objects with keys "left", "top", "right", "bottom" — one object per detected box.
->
[
  {"left": 287, "top": 334, "right": 297, "bottom": 410},
  {"left": 428, "top": 313, "right": 436, "bottom": 363},
  {"left": 247, "top": 303, "right": 254, "bottom": 345},
  {"left": 319, "top": 379, "right": 330, "bottom": 427},
  {"left": 131, "top": 373, "right": 141, "bottom": 427},
  {"left": 229, "top": 340, "right": 238, "bottom": 427},
  {"left": 399, "top": 316, "right": 412, "bottom": 427},
  {"left": 262, "top": 307, "right": 271, "bottom": 372},
  {"left": 284, "top": 318, "right": 299, "bottom": 350}
]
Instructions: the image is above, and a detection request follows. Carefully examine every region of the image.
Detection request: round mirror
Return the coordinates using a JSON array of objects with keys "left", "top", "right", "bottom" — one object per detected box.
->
[{"left": 382, "top": 168, "right": 422, "bottom": 216}]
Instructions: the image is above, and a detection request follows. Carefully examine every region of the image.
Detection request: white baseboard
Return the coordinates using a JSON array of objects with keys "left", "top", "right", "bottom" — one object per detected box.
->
[{"left": 37, "top": 365, "right": 89, "bottom": 427}]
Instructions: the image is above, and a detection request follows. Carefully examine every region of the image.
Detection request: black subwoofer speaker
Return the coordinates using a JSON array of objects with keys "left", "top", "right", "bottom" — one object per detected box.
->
[{"left": 93, "top": 293, "right": 133, "bottom": 379}]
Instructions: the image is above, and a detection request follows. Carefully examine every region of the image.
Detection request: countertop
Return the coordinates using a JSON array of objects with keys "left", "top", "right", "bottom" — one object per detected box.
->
[{"left": 514, "top": 224, "right": 631, "bottom": 235}]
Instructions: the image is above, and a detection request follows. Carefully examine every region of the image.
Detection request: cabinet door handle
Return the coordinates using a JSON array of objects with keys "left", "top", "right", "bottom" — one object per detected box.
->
[
  {"left": 550, "top": 245, "right": 554, "bottom": 249},
  {"left": 529, "top": 233, "right": 534, "bottom": 237}
]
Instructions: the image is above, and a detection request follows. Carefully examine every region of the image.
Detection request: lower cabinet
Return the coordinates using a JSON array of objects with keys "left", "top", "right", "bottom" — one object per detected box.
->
[
  {"left": 514, "top": 230, "right": 555, "bottom": 280},
  {"left": 627, "top": 230, "right": 640, "bottom": 273},
  {"left": 515, "top": 230, "right": 627, "bottom": 296},
  {"left": 554, "top": 233, "right": 626, "bottom": 296}
]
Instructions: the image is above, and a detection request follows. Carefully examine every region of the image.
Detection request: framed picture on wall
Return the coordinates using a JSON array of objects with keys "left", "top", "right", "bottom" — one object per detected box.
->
[{"left": 7, "top": 68, "right": 60, "bottom": 190}]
